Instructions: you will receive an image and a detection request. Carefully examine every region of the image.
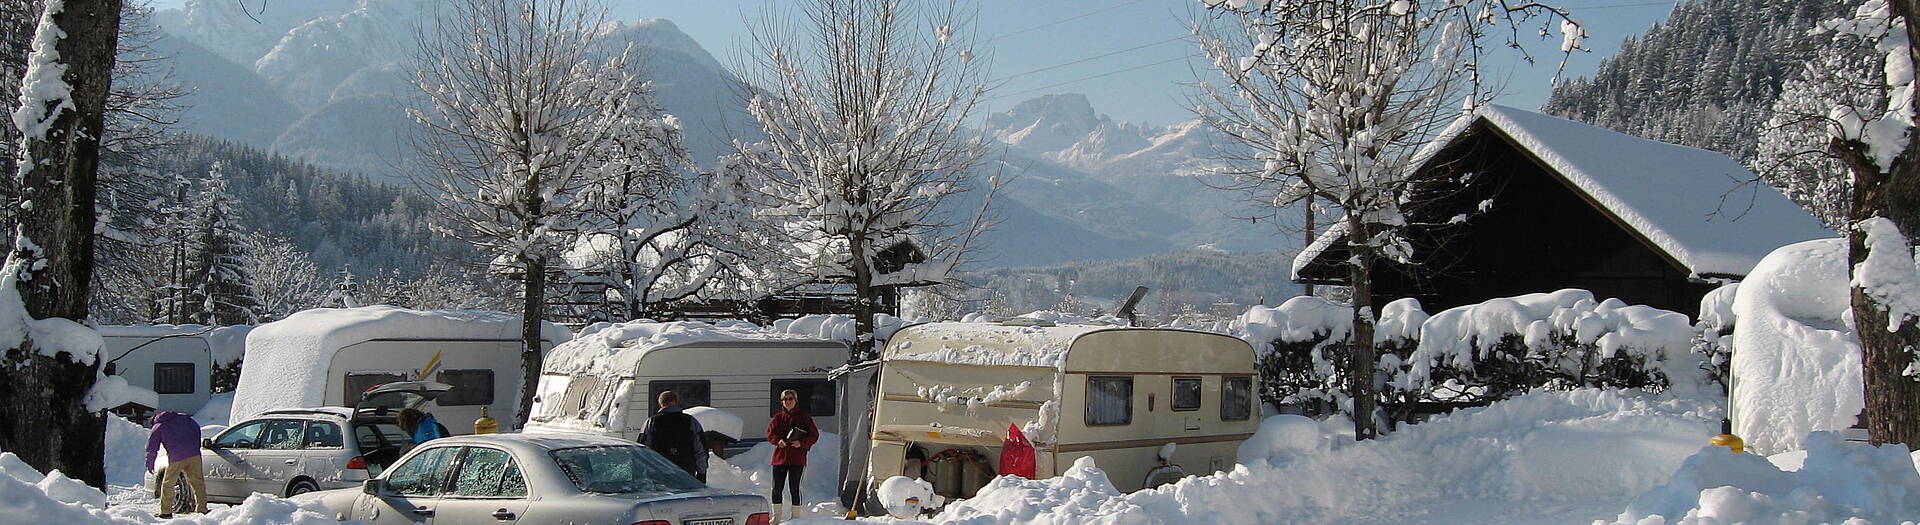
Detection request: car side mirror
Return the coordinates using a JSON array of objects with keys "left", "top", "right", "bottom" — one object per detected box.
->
[
  {"left": 202, "top": 438, "right": 217, "bottom": 449},
  {"left": 362, "top": 479, "right": 385, "bottom": 495}
]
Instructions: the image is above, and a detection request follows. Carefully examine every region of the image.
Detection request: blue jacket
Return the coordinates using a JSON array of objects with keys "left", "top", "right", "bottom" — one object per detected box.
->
[{"left": 413, "top": 413, "right": 448, "bottom": 444}]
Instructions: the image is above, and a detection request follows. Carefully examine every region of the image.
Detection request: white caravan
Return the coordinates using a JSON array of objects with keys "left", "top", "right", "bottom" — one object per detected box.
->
[
  {"left": 229, "top": 306, "right": 572, "bottom": 433},
  {"left": 99, "top": 325, "right": 252, "bottom": 414},
  {"left": 863, "top": 320, "right": 1260, "bottom": 498},
  {"left": 527, "top": 318, "right": 853, "bottom": 451}
]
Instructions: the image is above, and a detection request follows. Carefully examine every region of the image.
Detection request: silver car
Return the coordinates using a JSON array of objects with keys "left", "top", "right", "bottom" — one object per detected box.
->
[
  {"left": 149, "top": 406, "right": 413, "bottom": 509},
  {"left": 297, "top": 433, "right": 770, "bottom": 525}
]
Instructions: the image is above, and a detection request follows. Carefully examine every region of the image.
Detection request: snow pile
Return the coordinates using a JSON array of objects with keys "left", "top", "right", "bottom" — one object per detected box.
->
[
  {"left": 1, "top": 451, "right": 347, "bottom": 525},
  {"left": 543, "top": 318, "right": 848, "bottom": 377},
  {"left": 1235, "top": 296, "right": 1354, "bottom": 354},
  {"left": 1402, "top": 289, "right": 1697, "bottom": 388},
  {"left": 196, "top": 392, "right": 235, "bottom": 430},
  {"left": 1729, "top": 239, "right": 1862, "bottom": 455},
  {"left": 1606, "top": 432, "right": 1920, "bottom": 524},
  {"left": 104, "top": 415, "right": 149, "bottom": 486},
  {"left": 876, "top": 476, "right": 940, "bottom": 518},
  {"left": 84, "top": 375, "right": 159, "bottom": 413},
  {"left": 1854, "top": 217, "right": 1920, "bottom": 334},
  {"left": 884, "top": 322, "right": 1114, "bottom": 369},
  {"left": 868, "top": 388, "right": 1716, "bottom": 524},
  {"left": 707, "top": 432, "right": 842, "bottom": 505},
  {"left": 684, "top": 406, "right": 743, "bottom": 440},
  {"left": 1236, "top": 414, "right": 1330, "bottom": 465},
  {"left": 232, "top": 306, "right": 572, "bottom": 421}
]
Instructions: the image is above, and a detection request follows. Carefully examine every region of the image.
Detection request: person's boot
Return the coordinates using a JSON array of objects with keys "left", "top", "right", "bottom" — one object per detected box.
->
[
  {"left": 770, "top": 503, "right": 785, "bottom": 524},
  {"left": 789, "top": 504, "right": 804, "bottom": 521}
]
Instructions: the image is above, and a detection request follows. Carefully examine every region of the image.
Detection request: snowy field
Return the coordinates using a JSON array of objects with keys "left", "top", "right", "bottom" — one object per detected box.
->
[{"left": 8, "top": 386, "right": 1917, "bottom": 524}]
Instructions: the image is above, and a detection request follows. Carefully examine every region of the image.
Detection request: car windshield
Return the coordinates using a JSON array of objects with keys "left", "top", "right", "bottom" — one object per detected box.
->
[{"left": 550, "top": 446, "right": 703, "bottom": 494}]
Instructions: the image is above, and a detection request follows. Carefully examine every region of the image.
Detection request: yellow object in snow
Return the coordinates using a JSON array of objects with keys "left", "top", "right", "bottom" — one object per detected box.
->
[
  {"left": 1710, "top": 433, "right": 1744, "bottom": 454},
  {"left": 474, "top": 406, "right": 499, "bottom": 434}
]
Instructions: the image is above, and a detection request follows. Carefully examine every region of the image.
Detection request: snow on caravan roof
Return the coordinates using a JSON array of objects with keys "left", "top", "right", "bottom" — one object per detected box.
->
[
  {"left": 98, "top": 324, "right": 254, "bottom": 364},
  {"left": 1292, "top": 105, "right": 1832, "bottom": 280},
  {"left": 882, "top": 321, "right": 1119, "bottom": 370},
  {"left": 542, "top": 317, "right": 851, "bottom": 377},
  {"left": 230, "top": 307, "right": 572, "bottom": 421}
]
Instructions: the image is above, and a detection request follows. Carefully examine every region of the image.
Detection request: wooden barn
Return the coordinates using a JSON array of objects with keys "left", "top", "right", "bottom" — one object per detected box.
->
[{"left": 1292, "top": 105, "right": 1832, "bottom": 316}]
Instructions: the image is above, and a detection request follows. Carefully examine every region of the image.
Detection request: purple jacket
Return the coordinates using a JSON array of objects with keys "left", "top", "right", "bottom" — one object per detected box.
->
[{"left": 145, "top": 411, "right": 202, "bottom": 469}]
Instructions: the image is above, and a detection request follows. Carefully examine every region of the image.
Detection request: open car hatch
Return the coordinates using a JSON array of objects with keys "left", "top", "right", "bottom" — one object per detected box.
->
[{"left": 355, "top": 380, "right": 453, "bottom": 417}]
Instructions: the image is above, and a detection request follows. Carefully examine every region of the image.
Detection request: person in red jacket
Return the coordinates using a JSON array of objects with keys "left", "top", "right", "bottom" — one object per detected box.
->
[{"left": 766, "top": 389, "right": 818, "bottom": 522}]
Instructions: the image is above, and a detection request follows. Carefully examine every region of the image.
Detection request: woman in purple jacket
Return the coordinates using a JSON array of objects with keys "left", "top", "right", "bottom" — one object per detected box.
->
[{"left": 145, "top": 410, "right": 206, "bottom": 516}]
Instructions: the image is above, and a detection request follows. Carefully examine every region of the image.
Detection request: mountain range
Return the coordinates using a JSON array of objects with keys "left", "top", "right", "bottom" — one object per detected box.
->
[{"left": 146, "top": 0, "right": 1293, "bottom": 269}]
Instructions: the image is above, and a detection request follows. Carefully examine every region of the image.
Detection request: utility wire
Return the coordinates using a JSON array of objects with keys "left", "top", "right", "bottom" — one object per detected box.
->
[
  {"left": 987, "top": 0, "right": 1151, "bottom": 42},
  {"left": 987, "top": 56, "right": 1189, "bottom": 102},
  {"left": 993, "top": 35, "right": 1189, "bottom": 82}
]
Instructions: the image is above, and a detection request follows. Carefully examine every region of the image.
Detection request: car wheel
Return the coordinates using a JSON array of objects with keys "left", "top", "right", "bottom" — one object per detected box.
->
[
  {"left": 287, "top": 479, "right": 320, "bottom": 497},
  {"left": 165, "top": 480, "right": 196, "bottom": 515}
]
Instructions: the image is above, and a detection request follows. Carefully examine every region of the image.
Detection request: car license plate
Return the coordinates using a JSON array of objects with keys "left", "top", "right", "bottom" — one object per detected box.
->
[{"left": 685, "top": 519, "right": 732, "bottom": 525}]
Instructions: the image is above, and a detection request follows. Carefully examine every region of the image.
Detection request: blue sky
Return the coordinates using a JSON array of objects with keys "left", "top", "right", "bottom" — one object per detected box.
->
[{"left": 150, "top": 0, "right": 1679, "bottom": 128}]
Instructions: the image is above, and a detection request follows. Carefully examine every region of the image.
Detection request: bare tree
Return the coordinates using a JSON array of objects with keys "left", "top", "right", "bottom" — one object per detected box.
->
[
  {"left": 1192, "top": 0, "right": 1579, "bottom": 440},
  {"left": 0, "top": 0, "right": 121, "bottom": 489},
  {"left": 731, "top": 0, "right": 997, "bottom": 359},
  {"left": 242, "top": 234, "right": 327, "bottom": 322},
  {"left": 1798, "top": 0, "right": 1920, "bottom": 448},
  {"left": 408, "top": 0, "right": 653, "bottom": 427}
]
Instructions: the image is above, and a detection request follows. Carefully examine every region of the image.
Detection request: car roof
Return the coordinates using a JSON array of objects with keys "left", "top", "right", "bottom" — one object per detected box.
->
[
  {"left": 422, "top": 431, "right": 640, "bottom": 454},
  {"left": 257, "top": 406, "right": 355, "bottom": 419}
]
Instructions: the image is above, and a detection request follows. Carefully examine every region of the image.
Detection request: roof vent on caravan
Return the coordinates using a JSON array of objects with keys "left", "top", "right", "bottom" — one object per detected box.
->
[{"left": 998, "top": 317, "right": 1056, "bottom": 327}]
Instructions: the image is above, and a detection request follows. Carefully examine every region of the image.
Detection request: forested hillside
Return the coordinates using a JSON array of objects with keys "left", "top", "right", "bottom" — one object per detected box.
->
[
  {"left": 966, "top": 250, "right": 1301, "bottom": 321},
  {"left": 1542, "top": 0, "right": 1850, "bottom": 162}
]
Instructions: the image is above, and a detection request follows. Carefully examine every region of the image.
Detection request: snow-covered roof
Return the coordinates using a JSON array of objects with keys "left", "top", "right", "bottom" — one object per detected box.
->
[
  {"left": 542, "top": 318, "right": 850, "bottom": 377},
  {"left": 231, "top": 307, "right": 573, "bottom": 421},
  {"left": 98, "top": 324, "right": 254, "bottom": 364},
  {"left": 883, "top": 321, "right": 1121, "bottom": 369},
  {"left": 1292, "top": 105, "right": 1832, "bottom": 280}
]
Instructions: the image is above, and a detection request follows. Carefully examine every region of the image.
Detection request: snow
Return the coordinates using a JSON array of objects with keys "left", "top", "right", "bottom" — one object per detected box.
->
[
  {"left": 1853, "top": 217, "right": 1920, "bottom": 335},
  {"left": 1236, "top": 414, "right": 1330, "bottom": 465},
  {"left": 706, "top": 431, "right": 843, "bottom": 507},
  {"left": 230, "top": 306, "right": 572, "bottom": 421},
  {"left": 99, "top": 324, "right": 253, "bottom": 366},
  {"left": 876, "top": 476, "right": 940, "bottom": 518},
  {"left": 11, "top": 0, "right": 70, "bottom": 146},
  {"left": 2, "top": 449, "right": 351, "bottom": 525},
  {"left": 542, "top": 318, "right": 848, "bottom": 377},
  {"left": 195, "top": 392, "right": 235, "bottom": 429},
  {"left": 1290, "top": 106, "right": 1833, "bottom": 280},
  {"left": 1729, "top": 239, "right": 1863, "bottom": 455},
  {"left": 1604, "top": 432, "right": 1920, "bottom": 524},
  {"left": 85, "top": 375, "right": 159, "bottom": 413},
  {"left": 1402, "top": 289, "right": 1698, "bottom": 390},
  {"left": 104, "top": 415, "right": 149, "bottom": 486},
  {"left": 684, "top": 406, "right": 743, "bottom": 440},
  {"left": 883, "top": 322, "right": 1116, "bottom": 370}
]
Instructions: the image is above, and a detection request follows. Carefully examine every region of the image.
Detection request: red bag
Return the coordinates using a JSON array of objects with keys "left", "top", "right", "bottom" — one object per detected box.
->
[{"left": 1000, "top": 423, "right": 1037, "bottom": 479}]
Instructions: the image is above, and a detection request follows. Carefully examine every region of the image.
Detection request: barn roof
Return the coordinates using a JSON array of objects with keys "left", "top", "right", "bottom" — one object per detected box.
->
[{"left": 1292, "top": 105, "right": 1833, "bottom": 281}]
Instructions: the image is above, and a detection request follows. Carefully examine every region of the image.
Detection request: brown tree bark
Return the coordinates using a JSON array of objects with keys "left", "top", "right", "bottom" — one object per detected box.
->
[
  {"left": 1346, "top": 215, "right": 1379, "bottom": 441},
  {"left": 0, "top": 0, "right": 121, "bottom": 489},
  {"left": 514, "top": 253, "right": 545, "bottom": 430},
  {"left": 1857, "top": 0, "right": 1920, "bottom": 452}
]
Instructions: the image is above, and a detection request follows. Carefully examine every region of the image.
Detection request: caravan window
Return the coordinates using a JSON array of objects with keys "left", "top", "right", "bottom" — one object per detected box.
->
[
  {"left": 153, "top": 362, "right": 196, "bottom": 394},
  {"left": 1171, "top": 377, "right": 1202, "bottom": 411},
  {"left": 1085, "top": 376, "right": 1133, "bottom": 426},
  {"left": 648, "top": 380, "right": 711, "bottom": 413},
  {"left": 769, "top": 379, "right": 837, "bottom": 417},
  {"left": 343, "top": 371, "right": 408, "bottom": 406},
  {"left": 1222, "top": 376, "right": 1253, "bottom": 421},
  {"left": 436, "top": 369, "right": 495, "bottom": 406}
]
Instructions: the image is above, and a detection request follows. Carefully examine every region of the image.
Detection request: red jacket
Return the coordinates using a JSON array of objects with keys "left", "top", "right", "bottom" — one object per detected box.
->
[{"left": 766, "top": 408, "right": 819, "bottom": 466}]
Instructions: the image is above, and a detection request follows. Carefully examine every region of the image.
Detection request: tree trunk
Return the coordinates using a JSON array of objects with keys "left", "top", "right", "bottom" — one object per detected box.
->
[
  {"left": 0, "top": 0, "right": 121, "bottom": 489},
  {"left": 515, "top": 255, "right": 545, "bottom": 430},
  {"left": 1346, "top": 216, "right": 1379, "bottom": 441},
  {"left": 1850, "top": 0, "right": 1920, "bottom": 452}
]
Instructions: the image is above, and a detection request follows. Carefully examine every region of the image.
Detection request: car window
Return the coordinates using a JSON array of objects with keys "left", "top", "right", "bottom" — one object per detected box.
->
[
  {"left": 258, "top": 420, "right": 307, "bottom": 450},
  {"left": 385, "top": 446, "right": 460, "bottom": 496},
  {"left": 214, "top": 420, "right": 269, "bottom": 449},
  {"left": 304, "top": 422, "right": 344, "bottom": 449},
  {"left": 450, "top": 447, "right": 526, "bottom": 498},
  {"left": 550, "top": 446, "right": 702, "bottom": 494}
]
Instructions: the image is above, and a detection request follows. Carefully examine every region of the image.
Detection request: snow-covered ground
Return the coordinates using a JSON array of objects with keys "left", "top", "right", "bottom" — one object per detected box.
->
[{"left": 3, "top": 384, "right": 1915, "bottom": 524}]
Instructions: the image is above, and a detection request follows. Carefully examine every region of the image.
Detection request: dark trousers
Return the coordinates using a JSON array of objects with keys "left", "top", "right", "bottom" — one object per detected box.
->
[{"left": 771, "top": 464, "right": 804, "bottom": 504}]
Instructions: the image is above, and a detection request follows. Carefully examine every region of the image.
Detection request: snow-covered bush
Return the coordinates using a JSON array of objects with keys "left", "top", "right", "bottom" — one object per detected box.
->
[
  {"left": 1692, "top": 283, "right": 1739, "bottom": 396},
  {"left": 1605, "top": 432, "right": 1920, "bottom": 524},
  {"left": 1236, "top": 290, "right": 1703, "bottom": 425}
]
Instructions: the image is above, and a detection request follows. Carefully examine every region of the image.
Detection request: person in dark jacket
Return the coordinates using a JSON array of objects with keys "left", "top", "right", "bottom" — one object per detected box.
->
[
  {"left": 396, "top": 408, "right": 449, "bottom": 448},
  {"left": 145, "top": 410, "right": 206, "bottom": 516},
  {"left": 766, "top": 389, "right": 819, "bottom": 522},
  {"left": 640, "top": 390, "right": 707, "bottom": 481}
]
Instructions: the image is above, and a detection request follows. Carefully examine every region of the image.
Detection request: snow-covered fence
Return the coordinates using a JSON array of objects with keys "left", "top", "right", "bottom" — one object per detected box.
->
[{"left": 1232, "top": 290, "right": 1703, "bottom": 423}]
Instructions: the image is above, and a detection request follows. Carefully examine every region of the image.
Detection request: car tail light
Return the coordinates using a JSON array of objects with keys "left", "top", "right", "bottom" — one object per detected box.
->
[
  {"left": 746, "top": 512, "right": 771, "bottom": 525},
  {"left": 630, "top": 521, "right": 670, "bottom": 525},
  {"left": 346, "top": 456, "right": 367, "bottom": 470}
]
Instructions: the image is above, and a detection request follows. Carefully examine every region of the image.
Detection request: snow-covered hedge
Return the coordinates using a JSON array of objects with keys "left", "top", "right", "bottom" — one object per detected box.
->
[{"left": 1230, "top": 289, "right": 1706, "bottom": 421}]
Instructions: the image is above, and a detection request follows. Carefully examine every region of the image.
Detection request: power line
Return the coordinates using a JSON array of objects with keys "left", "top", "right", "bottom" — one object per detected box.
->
[
  {"left": 993, "top": 35, "right": 1188, "bottom": 82},
  {"left": 986, "top": 56, "right": 1189, "bottom": 103},
  {"left": 987, "top": 0, "right": 1151, "bottom": 42}
]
